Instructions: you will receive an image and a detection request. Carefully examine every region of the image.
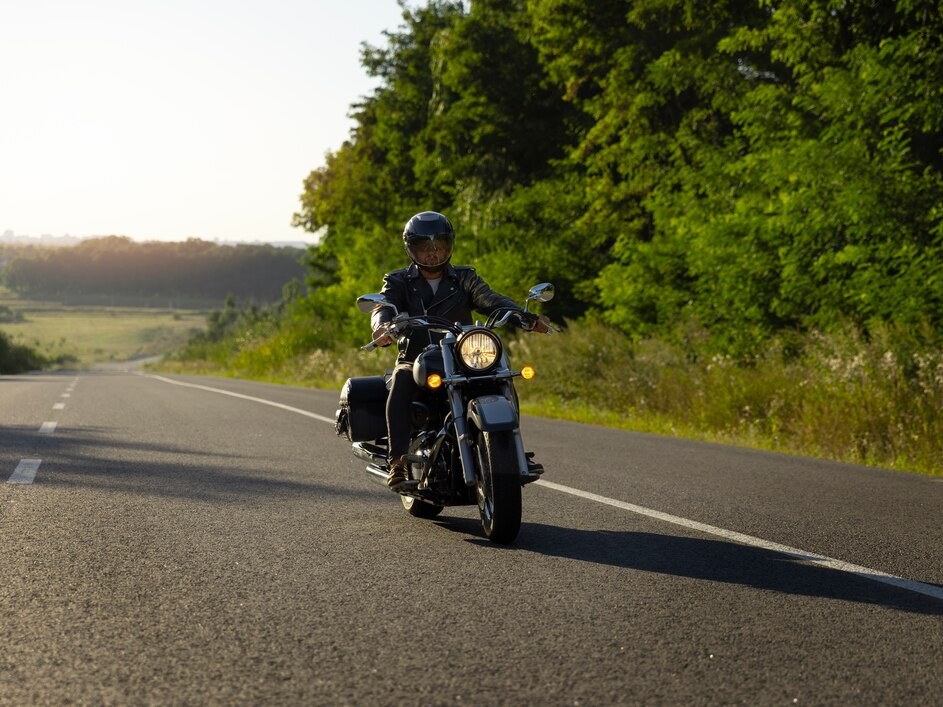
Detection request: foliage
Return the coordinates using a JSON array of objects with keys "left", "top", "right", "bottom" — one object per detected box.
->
[
  {"left": 289, "top": 0, "right": 942, "bottom": 357},
  {"left": 0, "top": 329, "right": 46, "bottom": 373}
]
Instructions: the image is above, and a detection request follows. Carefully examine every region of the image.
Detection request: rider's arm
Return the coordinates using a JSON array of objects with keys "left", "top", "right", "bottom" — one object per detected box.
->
[
  {"left": 464, "top": 269, "right": 550, "bottom": 333},
  {"left": 371, "top": 271, "right": 407, "bottom": 346}
]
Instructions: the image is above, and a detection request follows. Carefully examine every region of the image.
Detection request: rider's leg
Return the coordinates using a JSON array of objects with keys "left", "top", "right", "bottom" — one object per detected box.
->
[{"left": 385, "top": 366, "right": 417, "bottom": 488}]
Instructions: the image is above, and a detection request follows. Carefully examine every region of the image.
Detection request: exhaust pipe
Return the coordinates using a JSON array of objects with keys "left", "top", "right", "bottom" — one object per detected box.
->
[
  {"left": 365, "top": 463, "right": 389, "bottom": 484},
  {"left": 352, "top": 443, "right": 391, "bottom": 485},
  {"left": 352, "top": 442, "right": 386, "bottom": 465}
]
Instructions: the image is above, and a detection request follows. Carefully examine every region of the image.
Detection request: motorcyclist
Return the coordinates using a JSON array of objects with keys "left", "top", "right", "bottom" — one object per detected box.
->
[{"left": 371, "top": 211, "right": 549, "bottom": 489}]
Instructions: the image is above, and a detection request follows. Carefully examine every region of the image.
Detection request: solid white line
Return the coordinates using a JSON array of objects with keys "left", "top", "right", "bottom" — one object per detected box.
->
[
  {"left": 143, "top": 374, "right": 336, "bottom": 424},
  {"left": 143, "top": 372, "right": 942, "bottom": 603},
  {"left": 535, "top": 479, "right": 943, "bottom": 602},
  {"left": 53, "top": 402, "right": 65, "bottom": 410},
  {"left": 38, "top": 421, "right": 57, "bottom": 434},
  {"left": 8, "top": 459, "right": 42, "bottom": 484}
]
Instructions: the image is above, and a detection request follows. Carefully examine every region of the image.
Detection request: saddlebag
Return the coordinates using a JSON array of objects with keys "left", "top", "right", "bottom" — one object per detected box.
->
[{"left": 335, "top": 376, "right": 389, "bottom": 442}]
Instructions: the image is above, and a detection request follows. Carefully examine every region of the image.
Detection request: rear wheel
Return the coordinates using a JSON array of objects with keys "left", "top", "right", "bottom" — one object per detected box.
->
[
  {"left": 474, "top": 430, "right": 522, "bottom": 544},
  {"left": 401, "top": 495, "right": 444, "bottom": 518}
]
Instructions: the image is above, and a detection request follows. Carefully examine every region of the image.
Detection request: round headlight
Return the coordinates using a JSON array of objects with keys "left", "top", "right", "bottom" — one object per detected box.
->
[{"left": 458, "top": 330, "right": 501, "bottom": 370}]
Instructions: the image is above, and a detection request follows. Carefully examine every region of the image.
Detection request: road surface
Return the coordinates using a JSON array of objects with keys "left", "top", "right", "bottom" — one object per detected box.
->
[{"left": 2, "top": 370, "right": 941, "bottom": 704}]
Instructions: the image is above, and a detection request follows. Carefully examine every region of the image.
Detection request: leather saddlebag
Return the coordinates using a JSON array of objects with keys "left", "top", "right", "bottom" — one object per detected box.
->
[{"left": 335, "top": 376, "right": 388, "bottom": 442}]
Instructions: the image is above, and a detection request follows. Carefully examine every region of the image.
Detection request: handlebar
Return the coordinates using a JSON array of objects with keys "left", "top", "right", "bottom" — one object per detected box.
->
[
  {"left": 360, "top": 310, "right": 558, "bottom": 351},
  {"left": 360, "top": 314, "right": 462, "bottom": 351}
]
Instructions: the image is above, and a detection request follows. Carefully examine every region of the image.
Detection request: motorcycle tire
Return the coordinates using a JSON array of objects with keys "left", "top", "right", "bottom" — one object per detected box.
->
[
  {"left": 474, "top": 430, "right": 522, "bottom": 544},
  {"left": 401, "top": 495, "right": 444, "bottom": 518}
]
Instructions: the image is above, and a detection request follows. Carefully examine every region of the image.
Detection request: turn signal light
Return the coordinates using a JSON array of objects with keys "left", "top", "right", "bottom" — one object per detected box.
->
[
  {"left": 521, "top": 365, "right": 536, "bottom": 380},
  {"left": 427, "top": 373, "right": 443, "bottom": 389}
]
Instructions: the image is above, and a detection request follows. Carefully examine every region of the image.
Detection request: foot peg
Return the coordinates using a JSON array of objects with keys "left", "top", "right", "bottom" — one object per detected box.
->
[
  {"left": 525, "top": 451, "right": 544, "bottom": 475},
  {"left": 522, "top": 452, "right": 544, "bottom": 485}
]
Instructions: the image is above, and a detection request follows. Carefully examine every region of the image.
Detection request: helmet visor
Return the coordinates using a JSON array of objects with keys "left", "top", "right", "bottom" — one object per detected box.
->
[{"left": 406, "top": 235, "right": 453, "bottom": 268}]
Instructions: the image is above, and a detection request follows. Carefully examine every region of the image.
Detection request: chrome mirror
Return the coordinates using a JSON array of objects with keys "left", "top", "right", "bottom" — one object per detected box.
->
[
  {"left": 527, "top": 283, "right": 554, "bottom": 303},
  {"left": 356, "top": 294, "right": 397, "bottom": 315}
]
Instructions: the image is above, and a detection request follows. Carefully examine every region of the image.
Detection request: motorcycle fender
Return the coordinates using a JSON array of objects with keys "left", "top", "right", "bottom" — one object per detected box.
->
[{"left": 467, "top": 395, "right": 518, "bottom": 433}]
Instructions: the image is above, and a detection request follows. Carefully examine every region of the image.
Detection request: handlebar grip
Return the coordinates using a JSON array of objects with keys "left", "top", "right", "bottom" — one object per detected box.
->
[{"left": 361, "top": 341, "right": 379, "bottom": 352}]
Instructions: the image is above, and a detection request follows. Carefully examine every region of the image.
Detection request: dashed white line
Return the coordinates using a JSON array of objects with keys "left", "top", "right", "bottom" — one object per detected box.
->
[
  {"left": 7, "top": 459, "right": 42, "bottom": 484},
  {"left": 38, "top": 421, "right": 57, "bottom": 434},
  {"left": 145, "top": 372, "right": 943, "bottom": 603},
  {"left": 53, "top": 402, "right": 65, "bottom": 410}
]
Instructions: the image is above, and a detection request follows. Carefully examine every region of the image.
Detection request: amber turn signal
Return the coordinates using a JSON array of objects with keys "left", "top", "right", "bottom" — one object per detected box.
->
[
  {"left": 520, "top": 365, "right": 536, "bottom": 380},
  {"left": 427, "top": 373, "right": 443, "bottom": 389}
]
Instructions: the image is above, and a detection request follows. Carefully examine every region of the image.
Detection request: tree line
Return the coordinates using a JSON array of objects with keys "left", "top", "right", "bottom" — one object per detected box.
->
[
  {"left": 1, "top": 237, "right": 307, "bottom": 306},
  {"left": 291, "top": 0, "right": 943, "bottom": 356}
]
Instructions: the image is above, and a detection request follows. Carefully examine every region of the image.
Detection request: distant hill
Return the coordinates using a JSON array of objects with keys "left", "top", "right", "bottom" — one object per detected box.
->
[{"left": 0, "top": 236, "right": 307, "bottom": 307}]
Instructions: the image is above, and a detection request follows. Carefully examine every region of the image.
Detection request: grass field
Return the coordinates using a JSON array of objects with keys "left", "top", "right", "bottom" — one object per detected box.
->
[{"left": 0, "top": 293, "right": 207, "bottom": 368}]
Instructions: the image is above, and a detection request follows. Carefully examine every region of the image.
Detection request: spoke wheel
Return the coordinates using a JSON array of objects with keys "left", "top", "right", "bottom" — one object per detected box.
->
[{"left": 474, "top": 430, "right": 522, "bottom": 544}]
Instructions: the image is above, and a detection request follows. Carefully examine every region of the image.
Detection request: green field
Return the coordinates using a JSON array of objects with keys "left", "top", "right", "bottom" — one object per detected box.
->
[{"left": 0, "top": 293, "right": 207, "bottom": 368}]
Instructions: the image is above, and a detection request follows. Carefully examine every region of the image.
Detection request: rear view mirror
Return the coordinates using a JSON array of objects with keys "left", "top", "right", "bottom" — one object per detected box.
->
[
  {"left": 356, "top": 294, "right": 398, "bottom": 315},
  {"left": 526, "top": 283, "right": 554, "bottom": 304}
]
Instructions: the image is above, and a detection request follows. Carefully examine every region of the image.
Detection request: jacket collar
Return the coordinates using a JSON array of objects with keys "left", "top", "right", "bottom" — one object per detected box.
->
[{"left": 405, "top": 262, "right": 457, "bottom": 281}]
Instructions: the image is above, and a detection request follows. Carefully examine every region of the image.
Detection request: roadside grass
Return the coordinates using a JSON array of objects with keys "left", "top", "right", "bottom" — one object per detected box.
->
[
  {"left": 0, "top": 293, "right": 207, "bottom": 368},
  {"left": 509, "top": 320, "right": 943, "bottom": 478},
  {"left": 154, "top": 316, "right": 943, "bottom": 478}
]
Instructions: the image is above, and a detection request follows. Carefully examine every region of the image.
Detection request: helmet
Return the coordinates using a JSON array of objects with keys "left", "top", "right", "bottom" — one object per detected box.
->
[{"left": 403, "top": 211, "right": 454, "bottom": 271}]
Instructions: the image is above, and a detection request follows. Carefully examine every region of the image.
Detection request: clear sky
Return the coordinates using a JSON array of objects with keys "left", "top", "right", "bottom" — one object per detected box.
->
[{"left": 0, "top": 0, "right": 408, "bottom": 244}]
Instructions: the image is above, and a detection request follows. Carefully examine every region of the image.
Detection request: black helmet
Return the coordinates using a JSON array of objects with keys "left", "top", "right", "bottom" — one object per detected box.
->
[{"left": 403, "top": 211, "right": 454, "bottom": 271}]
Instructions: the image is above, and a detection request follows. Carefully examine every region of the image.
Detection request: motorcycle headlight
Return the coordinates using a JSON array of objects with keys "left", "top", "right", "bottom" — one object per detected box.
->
[{"left": 457, "top": 330, "right": 501, "bottom": 371}]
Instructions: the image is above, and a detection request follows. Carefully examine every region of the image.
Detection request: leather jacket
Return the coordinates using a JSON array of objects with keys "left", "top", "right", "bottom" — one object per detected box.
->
[{"left": 371, "top": 263, "right": 526, "bottom": 362}]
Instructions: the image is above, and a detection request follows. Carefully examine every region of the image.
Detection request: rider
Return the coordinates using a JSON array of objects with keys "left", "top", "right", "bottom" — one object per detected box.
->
[{"left": 371, "top": 211, "right": 549, "bottom": 489}]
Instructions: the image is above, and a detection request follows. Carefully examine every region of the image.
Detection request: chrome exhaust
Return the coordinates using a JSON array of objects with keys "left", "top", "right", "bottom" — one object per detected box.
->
[
  {"left": 352, "top": 442, "right": 386, "bottom": 465},
  {"left": 365, "top": 463, "right": 389, "bottom": 484}
]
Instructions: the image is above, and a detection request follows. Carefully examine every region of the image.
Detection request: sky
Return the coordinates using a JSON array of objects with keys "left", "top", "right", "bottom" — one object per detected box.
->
[{"left": 0, "top": 0, "right": 408, "bottom": 244}]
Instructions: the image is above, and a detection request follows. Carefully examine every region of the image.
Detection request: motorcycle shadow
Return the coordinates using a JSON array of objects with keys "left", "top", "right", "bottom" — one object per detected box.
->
[{"left": 433, "top": 516, "right": 943, "bottom": 617}]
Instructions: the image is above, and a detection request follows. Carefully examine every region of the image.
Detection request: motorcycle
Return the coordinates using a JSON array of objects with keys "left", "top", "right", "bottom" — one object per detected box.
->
[{"left": 335, "top": 283, "right": 555, "bottom": 544}]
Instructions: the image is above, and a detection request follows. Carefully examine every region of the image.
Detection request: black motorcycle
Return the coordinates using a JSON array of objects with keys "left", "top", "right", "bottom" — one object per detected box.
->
[{"left": 335, "top": 283, "right": 555, "bottom": 544}]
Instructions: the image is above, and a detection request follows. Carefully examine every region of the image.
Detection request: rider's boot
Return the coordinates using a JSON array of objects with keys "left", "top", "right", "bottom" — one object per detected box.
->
[{"left": 387, "top": 456, "right": 409, "bottom": 489}]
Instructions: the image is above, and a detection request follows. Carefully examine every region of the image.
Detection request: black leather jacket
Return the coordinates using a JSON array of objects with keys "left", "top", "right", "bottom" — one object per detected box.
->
[{"left": 371, "top": 263, "right": 526, "bottom": 362}]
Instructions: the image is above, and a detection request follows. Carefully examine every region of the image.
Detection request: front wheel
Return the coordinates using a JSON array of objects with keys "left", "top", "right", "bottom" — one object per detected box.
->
[{"left": 474, "top": 430, "right": 522, "bottom": 544}]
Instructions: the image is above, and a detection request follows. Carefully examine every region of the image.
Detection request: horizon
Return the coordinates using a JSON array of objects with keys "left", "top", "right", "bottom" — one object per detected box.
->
[{"left": 0, "top": 230, "right": 316, "bottom": 248}]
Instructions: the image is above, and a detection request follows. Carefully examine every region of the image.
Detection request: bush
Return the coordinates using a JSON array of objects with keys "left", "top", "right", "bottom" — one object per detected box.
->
[{"left": 0, "top": 330, "right": 46, "bottom": 373}]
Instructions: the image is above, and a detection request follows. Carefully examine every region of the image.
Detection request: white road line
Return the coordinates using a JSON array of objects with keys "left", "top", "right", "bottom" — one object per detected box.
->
[
  {"left": 61, "top": 393, "right": 71, "bottom": 398},
  {"left": 38, "top": 421, "right": 57, "bottom": 434},
  {"left": 143, "top": 374, "right": 336, "bottom": 424},
  {"left": 53, "top": 402, "right": 65, "bottom": 410},
  {"left": 8, "top": 459, "right": 42, "bottom": 484},
  {"left": 536, "top": 479, "right": 943, "bottom": 602},
  {"left": 145, "top": 373, "right": 942, "bottom": 603}
]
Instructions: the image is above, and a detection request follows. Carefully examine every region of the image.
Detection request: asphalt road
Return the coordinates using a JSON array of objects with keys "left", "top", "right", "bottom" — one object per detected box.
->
[{"left": 2, "top": 369, "right": 941, "bottom": 705}]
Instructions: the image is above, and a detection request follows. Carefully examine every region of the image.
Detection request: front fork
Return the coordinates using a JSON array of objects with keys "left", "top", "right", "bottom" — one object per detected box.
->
[
  {"left": 448, "top": 389, "right": 479, "bottom": 487},
  {"left": 440, "top": 338, "right": 527, "bottom": 486},
  {"left": 448, "top": 381, "right": 528, "bottom": 487}
]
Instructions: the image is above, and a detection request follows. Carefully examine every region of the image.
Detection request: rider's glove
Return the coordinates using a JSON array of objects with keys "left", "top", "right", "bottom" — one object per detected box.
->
[
  {"left": 372, "top": 322, "right": 394, "bottom": 347},
  {"left": 519, "top": 312, "right": 551, "bottom": 334}
]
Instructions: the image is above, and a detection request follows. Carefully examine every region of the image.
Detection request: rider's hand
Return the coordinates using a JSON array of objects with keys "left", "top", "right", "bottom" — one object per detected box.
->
[
  {"left": 372, "top": 323, "right": 394, "bottom": 347},
  {"left": 532, "top": 315, "right": 552, "bottom": 334}
]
